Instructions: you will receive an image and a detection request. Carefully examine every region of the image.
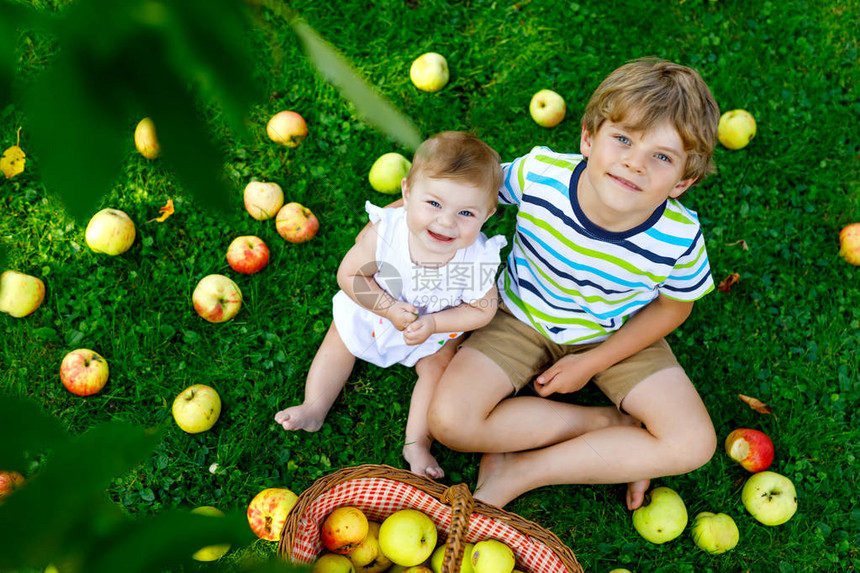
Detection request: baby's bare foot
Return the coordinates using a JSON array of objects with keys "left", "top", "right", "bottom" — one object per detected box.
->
[
  {"left": 626, "top": 478, "right": 651, "bottom": 510},
  {"left": 274, "top": 404, "right": 324, "bottom": 432},
  {"left": 403, "top": 441, "right": 444, "bottom": 479}
]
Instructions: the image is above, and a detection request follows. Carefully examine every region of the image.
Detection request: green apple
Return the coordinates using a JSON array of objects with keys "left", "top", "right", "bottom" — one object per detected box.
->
[
  {"left": 349, "top": 522, "right": 392, "bottom": 573},
  {"left": 631, "top": 486, "right": 688, "bottom": 544},
  {"left": 378, "top": 509, "right": 437, "bottom": 566},
  {"left": 718, "top": 109, "right": 757, "bottom": 150},
  {"left": 529, "top": 89, "right": 566, "bottom": 128},
  {"left": 368, "top": 152, "right": 411, "bottom": 194},
  {"left": 409, "top": 52, "right": 449, "bottom": 92},
  {"left": 0, "top": 270, "right": 45, "bottom": 318},
  {"left": 85, "top": 208, "right": 136, "bottom": 255},
  {"left": 470, "top": 539, "right": 514, "bottom": 573},
  {"left": 313, "top": 553, "right": 355, "bottom": 573},
  {"left": 430, "top": 542, "right": 474, "bottom": 573},
  {"left": 690, "top": 511, "right": 739, "bottom": 554},
  {"left": 608, "top": 569, "right": 632, "bottom": 573},
  {"left": 172, "top": 384, "right": 221, "bottom": 433},
  {"left": 741, "top": 471, "right": 797, "bottom": 525},
  {"left": 191, "top": 506, "right": 231, "bottom": 561},
  {"left": 134, "top": 117, "right": 160, "bottom": 159}
]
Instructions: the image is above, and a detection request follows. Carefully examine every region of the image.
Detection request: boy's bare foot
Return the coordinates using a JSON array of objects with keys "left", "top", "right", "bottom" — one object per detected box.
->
[
  {"left": 474, "top": 452, "right": 519, "bottom": 507},
  {"left": 403, "top": 441, "right": 444, "bottom": 479},
  {"left": 626, "top": 478, "right": 651, "bottom": 510},
  {"left": 274, "top": 404, "right": 325, "bottom": 432}
]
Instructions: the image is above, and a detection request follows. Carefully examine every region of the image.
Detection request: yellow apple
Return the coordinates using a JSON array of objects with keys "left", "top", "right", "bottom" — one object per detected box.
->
[
  {"left": 529, "top": 89, "right": 566, "bottom": 128},
  {"left": 690, "top": 511, "right": 739, "bottom": 554},
  {"left": 368, "top": 152, "right": 411, "bottom": 194},
  {"left": 839, "top": 222, "right": 860, "bottom": 265},
  {"left": 378, "top": 509, "right": 437, "bottom": 566},
  {"left": 718, "top": 109, "right": 757, "bottom": 150},
  {"left": 313, "top": 553, "right": 356, "bottom": 573},
  {"left": 267, "top": 111, "right": 307, "bottom": 147},
  {"left": 470, "top": 539, "right": 514, "bottom": 573},
  {"left": 431, "top": 542, "right": 474, "bottom": 573},
  {"left": 244, "top": 181, "right": 284, "bottom": 220},
  {"left": 321, "top": 506, "right": 369, "bottom": 555},
  {"left": 349, "top": 522, "right": 392, "bottom": 573},
  {"left": 410, "top": 52, "right": 449, "bottom": 92},
  {"left": 85, "top": 208, "right": 136, "bottom": 255},
  {"left": 741, "top": 471, "right": 797, "bottom": 526},
  {"left": 632, "top": 486, "right": 688, "bottom": 544},
  {"left": 134, "top": 117, "right": 160, "bottom": 159},
  {"left": 0, "top": 270, "right": 45, "bottom": 318},
  {"left": 191, "top": 506, "right": 231, "bottom": 561},
  {"left": 247, "top": 487, "right": 299, "bottom": 541},
  {"left": 172, "top": 384, "right": 221, "bottom": 433}
]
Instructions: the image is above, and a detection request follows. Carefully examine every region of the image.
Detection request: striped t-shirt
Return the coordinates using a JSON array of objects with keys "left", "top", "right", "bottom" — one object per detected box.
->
[{"left": 498, "top": 146, "right": 714, "bottom": 345}]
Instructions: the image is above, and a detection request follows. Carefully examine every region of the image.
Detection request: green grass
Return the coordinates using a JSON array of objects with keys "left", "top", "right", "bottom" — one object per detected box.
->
[{"left": 2, "top": 0, "right": 859, "bottom": 571}]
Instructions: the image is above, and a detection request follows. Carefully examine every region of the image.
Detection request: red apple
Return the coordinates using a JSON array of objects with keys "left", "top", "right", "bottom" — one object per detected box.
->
[
  {"left": 0, "top": 470, "right": 25, "bottom": 502},
  {"left": 247, "top": 487, "right": 298, "bottom": 541},
  {"left": 276, "top": 202, "right": 319, "bottom": 243},
  {"left": 226, "top": 236, "right": 270, "bottom": 275},
  {"left": 725, "top": 428, "right": 774, "bottom": 473},
  {"left": 839, "top": 223, "right": 860, "bottom": 265},
  {"left": 192, "top": 274, "right": 243, "bottom": 323},
  {"left": 267, "top": 111, "right": 307, "bottom": 147},
  {"left": 59, "top": 349, "right": 109, "bottom": 396}
]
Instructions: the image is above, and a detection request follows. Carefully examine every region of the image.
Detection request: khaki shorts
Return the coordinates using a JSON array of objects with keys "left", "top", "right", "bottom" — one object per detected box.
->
[{"left": 461, "top": 302, "right": 681, "bottom": 409}]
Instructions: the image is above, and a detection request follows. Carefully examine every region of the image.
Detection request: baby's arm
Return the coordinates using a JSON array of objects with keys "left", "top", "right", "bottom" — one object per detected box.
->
[
  {"left": 533, "top": 294, "right": 694, "bottom": 396},
  {"left": 403, "top": 286, "right": 499, "bottom": 346},
  {"left": 337, "top": 222, "right": 417, "bottom": 331}
]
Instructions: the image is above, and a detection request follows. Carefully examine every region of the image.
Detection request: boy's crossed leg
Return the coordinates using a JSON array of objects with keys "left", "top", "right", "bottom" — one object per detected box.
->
[{"left": 427, "top": 348, "right": 716, "bottom": 509}]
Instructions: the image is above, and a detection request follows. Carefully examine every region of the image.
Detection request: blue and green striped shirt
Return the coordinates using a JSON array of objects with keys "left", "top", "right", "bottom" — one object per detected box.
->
[{"left": 498, "top": 147, "right": 713, "bottom": 345}]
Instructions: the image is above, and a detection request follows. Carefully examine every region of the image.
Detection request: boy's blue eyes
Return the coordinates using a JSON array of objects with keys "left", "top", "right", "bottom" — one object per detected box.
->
[
  {"left": 459, "top": 210, "right": 474, "bottom": 217},
  {"left": 614, "top": 135, "right": 673, "bottom": 163}
]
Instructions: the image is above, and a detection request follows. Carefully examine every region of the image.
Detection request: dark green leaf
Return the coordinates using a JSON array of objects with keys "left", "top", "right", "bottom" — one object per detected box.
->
[{"left": 0, "top": 396, "right": 68, "bottom": 471}]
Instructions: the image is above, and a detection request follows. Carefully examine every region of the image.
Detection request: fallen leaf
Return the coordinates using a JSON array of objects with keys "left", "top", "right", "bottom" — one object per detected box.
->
[
  {"left": 0, "top": 128, "right": 26, "bottom": 179},
  {"left": 718, "top": 272, "right": 740, "bottom": 293},
  {"left": 739, "top": 394, "right": 772, "bottom": 414},
  {"left": 726, "top": 239, "right": 749, "bottom": 251},
  {"left": 148, "top": 198, "right": 175, "bottom": 223}
]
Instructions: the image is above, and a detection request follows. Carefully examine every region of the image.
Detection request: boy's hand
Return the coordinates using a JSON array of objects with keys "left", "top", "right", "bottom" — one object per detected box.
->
[
  {"left": 403, "top": 315, "right": 436, "bottom": 346},
  {"left": 533, "top": 353, "right": 596, "bottom": 396},
  {"left": 386, "top": 302, "right": 419, "bottom": 331}
]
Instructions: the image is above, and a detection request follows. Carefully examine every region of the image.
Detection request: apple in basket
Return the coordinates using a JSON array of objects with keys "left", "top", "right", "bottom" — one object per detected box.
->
[
  {"left": 431, "top": 543, "right": 475, "bottom": 573},
  {"left": 378, "top": 509, "right": 437, "bottom": 567},
  {"left": 322, "top": 506, "right": 369, "bottom": 554},
  {"left": 471, "top": 539, "right": 515, "bottom": 573},
  {"left": 313, "top": 553, "right": 355, "bottom": 573},
  {"left": 247, "top": 487, "right": 299, "bottom": 541},
  {"left": 349, "top": 521, "right": 392, "bottom": 573}
]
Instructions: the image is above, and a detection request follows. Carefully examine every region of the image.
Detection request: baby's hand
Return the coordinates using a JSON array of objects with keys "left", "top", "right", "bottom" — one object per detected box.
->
[
  {"left": 386, "top": 302, "right": 419, "bottom": 331},
  {"left": 403, "top": 315, "right": 436, "bottom": 346}
]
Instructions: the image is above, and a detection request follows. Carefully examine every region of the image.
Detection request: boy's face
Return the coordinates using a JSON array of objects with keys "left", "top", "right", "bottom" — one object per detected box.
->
[
  {"left": 401, "top": 174, "right": 495, "bottom": 264},
  {"left": 578, "top": 119, "right": 695, "bottom": 232}
]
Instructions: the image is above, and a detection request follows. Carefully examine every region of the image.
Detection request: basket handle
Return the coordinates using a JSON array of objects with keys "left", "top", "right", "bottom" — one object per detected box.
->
[{"left": 440, "top": 483, "right": 475, "bottom": 573}]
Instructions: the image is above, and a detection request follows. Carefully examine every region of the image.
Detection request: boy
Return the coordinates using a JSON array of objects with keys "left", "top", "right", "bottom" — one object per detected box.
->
[{"left": 426, "top": 58, "right": 721, "bottom": 509}]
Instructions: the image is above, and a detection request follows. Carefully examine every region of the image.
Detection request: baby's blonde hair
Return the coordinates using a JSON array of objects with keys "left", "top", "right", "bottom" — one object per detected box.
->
[
  {"left": 581, "top": 58, "right": 720, "bottom": 182},
  {"left": 406, "top": 132, "right": 503, "bottom": 208}
]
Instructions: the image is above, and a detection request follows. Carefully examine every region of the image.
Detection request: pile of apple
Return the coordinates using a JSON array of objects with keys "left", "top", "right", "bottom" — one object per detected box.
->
[
  {"left": 630, "top": 427, "right": 797, "bottom": 555},
  {"left": 310, "top": 506, "right": 522, "bottom": 573}
]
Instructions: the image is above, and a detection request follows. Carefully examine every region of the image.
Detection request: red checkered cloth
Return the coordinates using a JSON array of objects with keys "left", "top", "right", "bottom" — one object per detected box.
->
[{"left": 289, "top": 477, "right": 571, "bottom": 573}]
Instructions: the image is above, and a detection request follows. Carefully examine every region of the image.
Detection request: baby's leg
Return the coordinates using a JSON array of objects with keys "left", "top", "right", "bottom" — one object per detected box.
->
[
  {"left": 402, "top": 342, "right": 457, "bottom": 479},
  {"left": 274, "top": 323, "right": 356, "bottom": 432}
]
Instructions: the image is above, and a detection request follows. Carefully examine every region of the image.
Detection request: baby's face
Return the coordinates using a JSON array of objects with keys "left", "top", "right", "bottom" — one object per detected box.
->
[{"left": 402, "top": 175, "right": 495, "bottom": 264}]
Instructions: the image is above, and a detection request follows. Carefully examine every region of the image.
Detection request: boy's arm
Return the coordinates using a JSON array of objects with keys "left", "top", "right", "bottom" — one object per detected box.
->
[
  {"left": 533, "top": 294, "right": 694, "bottom": 396},
  {"left": 337, "top": 223, "right": 417, "bottom": 330},
  {"left": 403, "top": 287, "right": 499, "bottom": 346}
]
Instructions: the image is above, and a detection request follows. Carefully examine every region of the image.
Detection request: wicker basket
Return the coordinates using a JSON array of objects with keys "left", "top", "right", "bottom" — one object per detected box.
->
[{"left": 278, "top": 464, "right": 583, "bottom": 573}]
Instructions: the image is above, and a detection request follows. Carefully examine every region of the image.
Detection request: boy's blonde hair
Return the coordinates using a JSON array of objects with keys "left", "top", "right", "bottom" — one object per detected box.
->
[
  {"left": 406, "top": 131, "right": 503, "bottom": 207},
  {"left": 581, "top": 58, "right": 720, "bottom": 182}
]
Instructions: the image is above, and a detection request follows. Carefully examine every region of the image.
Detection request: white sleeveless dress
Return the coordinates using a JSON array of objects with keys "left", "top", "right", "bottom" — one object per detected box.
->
[{"left": 332, "top": 202, "right": 507, "bottom": 367}]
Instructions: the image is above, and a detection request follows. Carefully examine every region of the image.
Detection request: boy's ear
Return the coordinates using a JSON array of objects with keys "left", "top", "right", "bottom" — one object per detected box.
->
[
  {"left": 670, "top": 177, "right": 697, "bottom": 198},
  {"left": 580, "top": 124, "right": 593, "bottom": 157}
]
